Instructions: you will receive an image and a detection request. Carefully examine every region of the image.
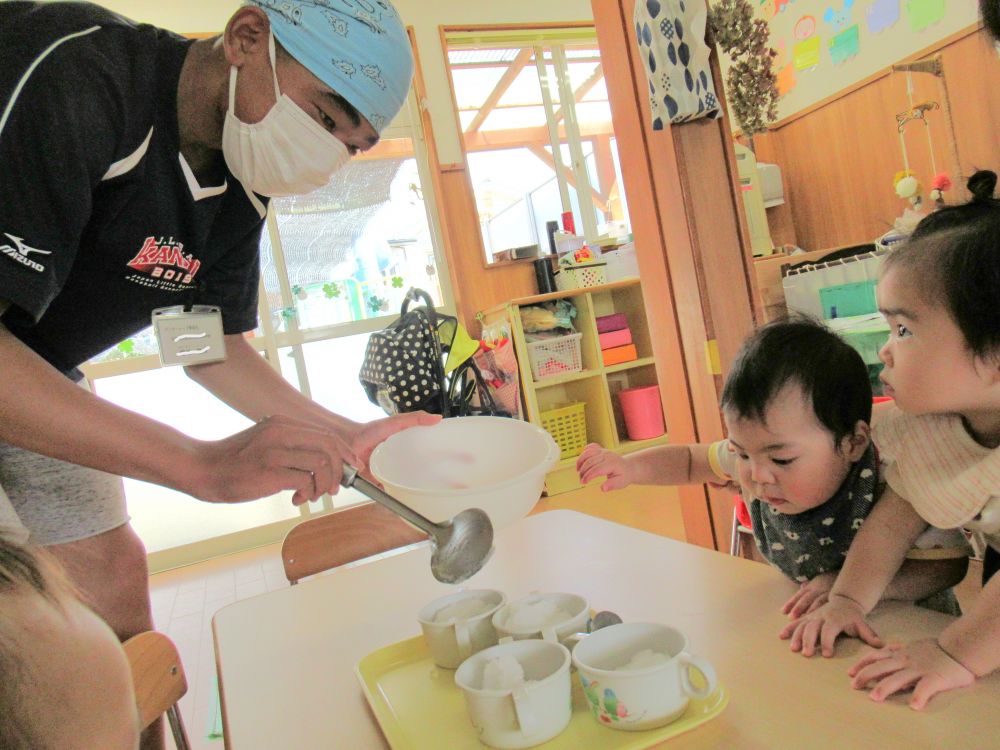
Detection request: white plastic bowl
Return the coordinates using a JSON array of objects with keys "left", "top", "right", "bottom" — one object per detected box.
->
[{"left": 369, "top": 416, "right": 560, "bottom": 530}]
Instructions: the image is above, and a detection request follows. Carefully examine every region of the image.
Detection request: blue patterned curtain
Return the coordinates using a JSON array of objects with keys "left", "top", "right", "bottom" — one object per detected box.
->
[{"left": 633, "top": 0, "right": 722, "bottom": 128}]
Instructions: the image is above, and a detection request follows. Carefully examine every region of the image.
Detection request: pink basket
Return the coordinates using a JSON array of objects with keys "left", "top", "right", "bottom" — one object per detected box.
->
[
  {"left": 618, "top": 385, "right": 665, "bottom": 440},
  {"left": 473, "top": 341, "right": 522, "bottom": 419}
]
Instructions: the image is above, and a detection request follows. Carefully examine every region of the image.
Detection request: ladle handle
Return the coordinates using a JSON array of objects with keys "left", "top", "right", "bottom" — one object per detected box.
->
[{"left": 341, "top": 465, "right": 440, "bottom": 536}]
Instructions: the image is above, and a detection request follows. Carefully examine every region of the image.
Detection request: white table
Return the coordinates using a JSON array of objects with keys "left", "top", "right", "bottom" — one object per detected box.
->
[{"left": 213, "top": 510, "right": 1000, "bottom": 749}]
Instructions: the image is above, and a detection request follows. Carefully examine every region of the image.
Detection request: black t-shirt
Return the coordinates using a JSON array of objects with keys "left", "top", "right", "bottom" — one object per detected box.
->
[{"left": 0, "top": 2, "right": 265, "bottom": 379}]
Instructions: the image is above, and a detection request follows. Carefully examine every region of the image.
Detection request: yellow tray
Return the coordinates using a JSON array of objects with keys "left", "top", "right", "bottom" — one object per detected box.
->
[{"left": 356, "top": 636, "right": 728, "bottom": 750}]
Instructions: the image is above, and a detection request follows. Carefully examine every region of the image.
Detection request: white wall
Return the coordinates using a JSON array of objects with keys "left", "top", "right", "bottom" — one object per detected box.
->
[
  {"left": 90, "top": 0, "right": 594, "bottom": 163},
  {"left": 756, "top": 0, "right": 981, "bottom": 119}
]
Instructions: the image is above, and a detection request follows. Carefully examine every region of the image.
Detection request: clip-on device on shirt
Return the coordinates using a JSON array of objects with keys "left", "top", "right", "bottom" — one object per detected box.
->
[{"left": 151, "top": 286, "right": 225, "bottom": 367}]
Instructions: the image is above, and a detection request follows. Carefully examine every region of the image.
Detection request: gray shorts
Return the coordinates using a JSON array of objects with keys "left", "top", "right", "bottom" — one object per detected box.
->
[{"left": 0, "top": 441, "right": 129, "bottom": 546}]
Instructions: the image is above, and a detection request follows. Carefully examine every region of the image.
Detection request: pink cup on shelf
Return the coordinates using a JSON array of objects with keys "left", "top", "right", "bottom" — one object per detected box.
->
[{"left": 619, "top": 385, "right": 665, "bottom": 440}]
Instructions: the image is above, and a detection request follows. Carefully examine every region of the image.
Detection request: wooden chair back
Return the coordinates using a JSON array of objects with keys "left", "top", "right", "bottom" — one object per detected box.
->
[
  {"left": 281, "top": 502, "right": 426, "bottom": 584},
  {"left": 122, "top": 630, "right": 191, "bottom": 750}
]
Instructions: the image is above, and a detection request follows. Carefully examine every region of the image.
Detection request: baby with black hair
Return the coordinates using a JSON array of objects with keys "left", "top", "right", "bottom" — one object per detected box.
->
[
  {"left": 784, "top": 171, "right": 1000, "bottom": 709},
  {"left": 577, "top": 317, "right": 967, "bottom": 618}
]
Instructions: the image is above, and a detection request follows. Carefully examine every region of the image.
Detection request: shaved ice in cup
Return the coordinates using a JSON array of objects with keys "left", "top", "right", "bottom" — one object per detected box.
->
[{"left": 492, "top": 592, "right": 589, "bottom": 645}]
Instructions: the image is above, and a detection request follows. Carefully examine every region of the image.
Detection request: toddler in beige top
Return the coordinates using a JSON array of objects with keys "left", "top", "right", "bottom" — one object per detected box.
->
[{"left": 783, "top": 172, "right": 1000, "bottom": 709}]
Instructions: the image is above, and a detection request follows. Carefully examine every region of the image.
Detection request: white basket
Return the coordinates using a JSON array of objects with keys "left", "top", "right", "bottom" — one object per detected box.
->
[
  {"left": 526, "top": 333, "right": 583, "bottom": 380},
  {"left": 555, "top": 263, "right": 607, "bottom": 291}
]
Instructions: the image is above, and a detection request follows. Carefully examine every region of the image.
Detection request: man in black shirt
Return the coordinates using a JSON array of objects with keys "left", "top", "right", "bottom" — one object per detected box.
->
[{"left": 0, "top": 4, "right": 430, "bottom": 741}]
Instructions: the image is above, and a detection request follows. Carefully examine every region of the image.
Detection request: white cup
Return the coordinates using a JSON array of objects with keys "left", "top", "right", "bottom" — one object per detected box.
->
[
  {"left": 418, "top": 589, "right": 506, "bottom": 669},
  {"left": 454, "top": 638, "right": 572, "bottom": 749},
  {"left": 492, "top": 592, "right": 589, "bottom": 645},
  {"left": 571, "top": 622, "right": 717, "bottom": 731}
]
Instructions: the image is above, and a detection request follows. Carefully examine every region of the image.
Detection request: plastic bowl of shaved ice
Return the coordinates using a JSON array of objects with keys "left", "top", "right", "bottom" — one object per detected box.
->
[{"left": 369, "top": 416, "right": 559, "bottom": 530}]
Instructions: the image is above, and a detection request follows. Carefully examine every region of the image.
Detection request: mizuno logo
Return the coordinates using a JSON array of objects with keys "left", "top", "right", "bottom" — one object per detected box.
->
[{"left": 0, "top": 233, "right": 52, "bottom": 273}]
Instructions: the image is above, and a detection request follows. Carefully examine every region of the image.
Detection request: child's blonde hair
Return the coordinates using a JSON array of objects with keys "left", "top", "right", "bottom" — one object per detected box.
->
[{"left": 0, "top": 537, "right": 79, "bottom": 749}]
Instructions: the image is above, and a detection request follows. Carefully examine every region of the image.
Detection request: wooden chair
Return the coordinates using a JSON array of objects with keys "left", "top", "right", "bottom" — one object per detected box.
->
[
  {"left": 122, "top": 631, "right": 191, "bottom": 750},
  {"left": 281, "top": 502, "right": 427, "bottom": 585}
]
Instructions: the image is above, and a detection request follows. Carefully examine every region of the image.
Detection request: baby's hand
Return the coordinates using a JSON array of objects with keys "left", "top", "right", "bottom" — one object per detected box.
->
[
  {"left": 781, "top": 572, "right": 837, "bottom": 618},
  {"left": 849, "top": 639, "right": 975, "bottom": 709},
  {"left": 576, "top": 443, "right": 632, "bottom": 491},
  {"left": 779, "top": 594, "right": 884, "bottom": 657}
]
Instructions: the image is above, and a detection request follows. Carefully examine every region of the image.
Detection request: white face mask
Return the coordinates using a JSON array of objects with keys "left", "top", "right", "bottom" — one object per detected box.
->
[{"left": 222, "top": 32, "right": 350, "bottom": 198}]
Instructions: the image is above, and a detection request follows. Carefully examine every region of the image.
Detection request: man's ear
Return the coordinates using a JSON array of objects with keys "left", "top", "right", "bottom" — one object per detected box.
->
[
  {"left": 840, "top": 419, "right": 870, "bottom": 462},
  {"left": 222, "top": 6, "right": 271, "bottom": 67}
]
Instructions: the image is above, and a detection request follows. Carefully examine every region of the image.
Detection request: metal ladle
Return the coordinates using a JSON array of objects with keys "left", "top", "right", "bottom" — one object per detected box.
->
[{"left": 341, "top": 465, "right": 495, "bottom": 585}]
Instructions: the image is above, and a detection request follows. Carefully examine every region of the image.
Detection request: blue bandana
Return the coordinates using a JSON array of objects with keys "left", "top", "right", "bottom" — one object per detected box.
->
[{"left": 247, "top": 0, "right": 413, "bottom": 134}]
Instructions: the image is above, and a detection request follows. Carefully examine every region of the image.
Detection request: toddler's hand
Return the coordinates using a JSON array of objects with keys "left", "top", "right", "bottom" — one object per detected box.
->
[
  {"left": 576, "top": 443, "right": 632, "bottom": 491},
  {"left": 849, "top": 639, "right": 975, "bottom": 709},
  {"left": 781, "top": 572, "right": 837, "bottom": 618},
  {"left": 779, "top": 594, "right": 883, "bottom": 657}
]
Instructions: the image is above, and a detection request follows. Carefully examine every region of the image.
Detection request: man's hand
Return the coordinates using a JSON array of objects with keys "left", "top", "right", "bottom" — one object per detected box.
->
[
  {"left": 782, "top": 571, "right": 837, "bottom": 618},
  {"left": 348, "top": 411, "right": 441, "bottom": 468},
  {"left": 190, "top": 411, "right": 440, "bottom": 506},
  {"left": 191, "top": 415, "right": 364, "bottom": 506},
  {"left": 576, "top": 442, "right": 633, "bottom": 491},
  {"left": 779, "top": 594, "right": 884, "bottom": 657},
  {"left": 849, "top": 639, "right": 975, "bottom": 709}
]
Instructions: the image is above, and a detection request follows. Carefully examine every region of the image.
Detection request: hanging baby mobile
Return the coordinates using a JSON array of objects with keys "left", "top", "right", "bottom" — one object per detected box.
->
[{"left": 891, "top": 64, "right": 952, "bottom": 234}]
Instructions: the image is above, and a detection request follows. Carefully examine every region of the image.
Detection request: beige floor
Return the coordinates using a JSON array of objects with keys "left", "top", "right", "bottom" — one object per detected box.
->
[{"left": 150, "top": 541, "right": 290, "bottom": 750}]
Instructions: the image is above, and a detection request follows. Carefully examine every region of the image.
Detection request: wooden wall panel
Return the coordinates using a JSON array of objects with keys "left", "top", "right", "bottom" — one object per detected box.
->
[
  {"left": 755, "top": 25, "right": 999, "bottom": 253},
  {"left": 436, "top": 165, "right": 536, "bottom": 328},
  {"left": 939, "top": 31, "right": 1000, "bottom": 177}
]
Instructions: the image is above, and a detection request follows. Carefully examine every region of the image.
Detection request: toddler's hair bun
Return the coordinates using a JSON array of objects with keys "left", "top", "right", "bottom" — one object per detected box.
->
[{"left": 967, "top": 170, "right": 997, "bottom": 202}]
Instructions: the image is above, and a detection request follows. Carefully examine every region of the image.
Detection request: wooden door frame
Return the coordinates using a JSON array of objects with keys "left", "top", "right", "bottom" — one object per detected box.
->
[{"left": 592, "top": 0, "right": 760, "bottom": 549}]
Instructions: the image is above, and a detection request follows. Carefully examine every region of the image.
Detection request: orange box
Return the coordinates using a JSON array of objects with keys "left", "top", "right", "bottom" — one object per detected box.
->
[{"left": 602, "top": 344, "right": 638, "bottom": 366}]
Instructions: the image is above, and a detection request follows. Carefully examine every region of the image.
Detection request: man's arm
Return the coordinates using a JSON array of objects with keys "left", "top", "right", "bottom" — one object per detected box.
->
[
  {"left": 184, "top": 334, "right": 357, "bottom": 435},
  {"left": 0, "top": 323, "right": 363, "bottom": 505},
  {"left": 184, "top": 334, "right": 439, "bottom": 468}
]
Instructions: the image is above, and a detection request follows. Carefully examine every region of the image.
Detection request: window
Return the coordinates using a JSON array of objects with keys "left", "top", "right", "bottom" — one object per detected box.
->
[
  {"left": 261, "top": 137, "right": 446, "bottom": 334},
  {"left": 445, "top": 28, "right": 631, "bottom": 264}
]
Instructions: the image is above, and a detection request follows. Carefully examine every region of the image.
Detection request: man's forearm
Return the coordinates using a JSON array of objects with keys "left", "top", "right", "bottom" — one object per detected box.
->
[{"left": 184, "top": 334, "right": 357, "bottom": 438}]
